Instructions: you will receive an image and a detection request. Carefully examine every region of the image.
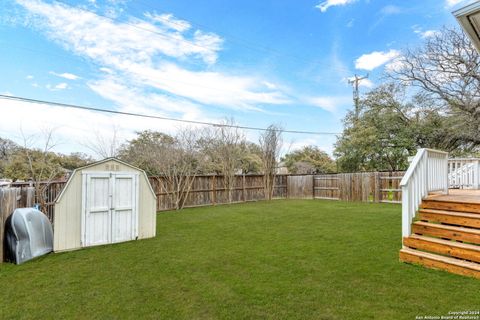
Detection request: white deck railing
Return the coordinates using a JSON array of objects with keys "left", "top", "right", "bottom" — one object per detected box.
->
[
  {"left": 448, "top": 158, "right": 480, "bottom": 189},
  {"left": 400, "top": 149, "right": 449, "bottom": 238}
]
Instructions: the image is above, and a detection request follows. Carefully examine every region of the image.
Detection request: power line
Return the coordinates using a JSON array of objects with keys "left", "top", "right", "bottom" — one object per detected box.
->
[{"left": 0, "top": 94, "right": 340, "bottom": 136}]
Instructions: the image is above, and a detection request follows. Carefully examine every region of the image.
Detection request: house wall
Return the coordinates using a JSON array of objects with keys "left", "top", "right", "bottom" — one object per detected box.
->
[{"left": 53, "top": 159, "right": 156, "bottom": 252}]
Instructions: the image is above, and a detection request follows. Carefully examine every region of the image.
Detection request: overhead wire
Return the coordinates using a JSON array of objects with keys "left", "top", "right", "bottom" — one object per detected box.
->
[
  {"left": 0, "top": 94, "right": 341, "bottom": 136},
  {"left": 2, "top": 2, "right": 347, "bottom": 137}
]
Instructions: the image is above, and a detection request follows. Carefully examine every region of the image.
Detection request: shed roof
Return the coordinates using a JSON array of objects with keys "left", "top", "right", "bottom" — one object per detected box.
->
[{"left": 55, "top": 158, "right": 157, "bottom": 203}]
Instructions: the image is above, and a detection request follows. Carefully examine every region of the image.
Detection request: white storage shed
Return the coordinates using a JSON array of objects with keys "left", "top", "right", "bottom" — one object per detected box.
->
[{"left": 53, "top": 158, "right": 157, "bottom": 252}]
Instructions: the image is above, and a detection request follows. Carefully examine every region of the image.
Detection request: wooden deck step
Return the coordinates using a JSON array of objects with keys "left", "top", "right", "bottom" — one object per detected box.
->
[
  {"left": 420, "top": 199, "right": 480, "bottom": 214},
  {"left": 412, "top": 221, "right": 480, "bottom": 245},
  {"left": 399, "top": 248, "right": 480, "bottom": 279},
  {"left": 403, "top": 234, "right": 480, "bottom": 263},
  {"left": 418, "top": 209, "right": 480, "bottom": 228}
]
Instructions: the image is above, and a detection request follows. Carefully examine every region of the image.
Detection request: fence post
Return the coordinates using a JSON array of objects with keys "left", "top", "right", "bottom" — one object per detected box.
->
[
  {"left": 212, "top": 175, "right": 216, "bottom": 206},
  {"left": 242, "top": 174, "right": 246, "bottom": 202},
  {"left": 286, "top": 176, "right": 290, "bottom": 199},
  {"left": 312, "top": 175, "right": 315, "bottom": 199}
]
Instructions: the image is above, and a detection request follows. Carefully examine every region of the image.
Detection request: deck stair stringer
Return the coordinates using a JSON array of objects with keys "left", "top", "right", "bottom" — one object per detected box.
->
[{"left": 400, "top": 195, "right": 480, "bottom": 278}]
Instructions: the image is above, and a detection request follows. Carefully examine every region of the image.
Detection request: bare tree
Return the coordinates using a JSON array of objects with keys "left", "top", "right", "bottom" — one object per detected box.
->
[
  {"left": 20, "top": 128, "right": 61, "bottom": 212},
  {"left": 201, "top": 119, "right": 245, "bottom": 203},
  {"left": 259, "top": 125, "right": 283, "bottom": 200},
  {"left": 388, "top": 26, "right": 480, "bottom": 149},
  {"left": 154, "top": 128, "right": 201, "bottom": 210},
  {"left": 82, "top": 125, "right": 121, "bottom": 159}
]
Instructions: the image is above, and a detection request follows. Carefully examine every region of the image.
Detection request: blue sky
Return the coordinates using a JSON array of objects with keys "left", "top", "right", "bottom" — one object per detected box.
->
[{"left": 0, "top": 0, "right": 472, "bottom": 156}]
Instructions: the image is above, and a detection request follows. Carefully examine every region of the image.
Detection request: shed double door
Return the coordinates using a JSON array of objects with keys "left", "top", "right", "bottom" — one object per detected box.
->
[{"left": 82, "top": 173, "right": 139, "bottom": 247}]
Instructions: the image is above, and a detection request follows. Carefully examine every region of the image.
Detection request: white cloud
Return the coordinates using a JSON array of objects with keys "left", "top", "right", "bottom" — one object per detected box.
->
[
  {"left": 380, "top": 5, "right": 402, "bottom": 15},
  {"left": 355, "top": 49, "right": 400, "bottom": 71},
  {"left": 355, "top": 78, "right": 374, "bottom": 88},
  {"left": 445, "top": 0, "right": 466, "bottom": 7},
  {"left": 145, "top": 13, "right": 191, "bottom": 32},
  {"left": 445, "top": 0, "right": 480, "bottom": 9},
  {"left": 0, "top": 98, "right": 187, "bottom": 157},
  {"left": 15, "top": 0, "right": 290, "bottom": 113},
  {"left": 346, "top": 19, "right": 354, "bottom": 28},
  {"left": 384, "top": 57, "right": 405, "bottom": 73},
  {"left": 287, "top": 138, "right": 318, "bottom": 152},
  {"left": 16, "top": 0, "right": 222, "bottom": 64},
  {"left": 50, "top": 71, "right": 80, "bottom": 80},
  {"left": 412, "top": 26, "right": 439, "bottom": 39},
  {"left": 122, "top": 62, "right": 291, "bottom": 110},
  {"left": 342, "top": 76, "right": 373, "bottom": 88},
  {"left": 26, "top": 75, "right": 34, "bottom": 80},
  {"left": 99, "top": 67, "right": 113, "bottom": 74},
  {"left": 304, "top": 96, "right": 352, "bottom": 113},
  {"left": 315, "top": 0, "right": 356, "bottom": 13},
  {"left": 285, "top": 137, "right": 335, "bottom": 156},
  {"left": 55, "top": 82, "right": 68, "bottom": 90},
  {"left": 263, "top": 81, "right": 277, "bottom": 89},
  {"left": 46, "top": 82, "right": 69, "bottom": 91},
  {"left": 87, "top": 76, "right": 203, "bottom": 119},
  {"left": 419, "top": 30, "right": 439, "bottom": 38}
]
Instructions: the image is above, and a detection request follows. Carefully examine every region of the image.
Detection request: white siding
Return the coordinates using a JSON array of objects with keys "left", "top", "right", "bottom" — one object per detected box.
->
[{"left": 54, "top": 159, "right": 157, "bottom": 252}]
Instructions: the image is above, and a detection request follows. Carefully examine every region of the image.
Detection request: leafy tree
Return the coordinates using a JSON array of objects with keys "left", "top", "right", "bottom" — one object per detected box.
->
[
  {"left": 239, "top": 142, "right": 262, "bottom": 174},
  {"left": 282, "top": 146, "right": 336, "bottom": 174},
  {"left": 334, "top": 83, "right": 450, "bottom": 172},
  {"left": 118, "top": 130, "right": 175, "bottom": 175},
  {"left": 119, "top": 129, "right": 203, "bottom": 210},
  {"left": 3, "top": 149, "right": 94, "bottom": 180},
  {"left": 0, "top": 137, "right": 19, "bottom": 177},
  {"left": 4, "top": 149, "right": 63, "bottom": 181},
  {"left": 58, "top": 152, "right": 94, "bottom": 171}
]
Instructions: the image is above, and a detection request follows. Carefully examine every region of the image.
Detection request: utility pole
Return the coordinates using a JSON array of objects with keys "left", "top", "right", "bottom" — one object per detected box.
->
[{"left": 348, "top": 74, "right": 369, "bottom": 119}]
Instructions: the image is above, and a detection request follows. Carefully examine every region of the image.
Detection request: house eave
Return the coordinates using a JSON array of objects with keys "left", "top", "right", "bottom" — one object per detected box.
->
[{"left": 453, "top": 1, "right": 480, "bottom": 53}]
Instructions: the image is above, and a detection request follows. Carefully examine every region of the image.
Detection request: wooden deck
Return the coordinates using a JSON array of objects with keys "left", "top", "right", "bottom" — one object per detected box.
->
[
  {"left": 426, "top": 189, "right": 480, "bottom": 204},
  {"left": 401, "top": 188, "right": 480, "bottom": 278}
]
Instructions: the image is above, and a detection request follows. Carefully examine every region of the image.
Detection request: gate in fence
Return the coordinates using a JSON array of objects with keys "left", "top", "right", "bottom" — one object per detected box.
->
[{"left": 313, "top": 172, "right": 405, "bottom": 203}]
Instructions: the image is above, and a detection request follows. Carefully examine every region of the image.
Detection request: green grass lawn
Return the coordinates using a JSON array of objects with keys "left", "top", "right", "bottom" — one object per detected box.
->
[{"left": 1, "top": 200, "right": 479, "bottom": 319}]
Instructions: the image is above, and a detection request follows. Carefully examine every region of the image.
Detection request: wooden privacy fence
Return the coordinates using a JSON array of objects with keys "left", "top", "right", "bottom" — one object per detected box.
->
[
  {"left": 149, "top": 175, "right": 288, "bottom": 211},
  {"left": 0, "top": 172, "right": 404, "bottom": 263},
  {"left": 0, "top": 187, "right": 35, "bottom": 260},
  {"left": 4, "top": 171, "right": 406, "bottom": 217},
  {"left": 150, "top": 172, "right": 405, "bottom": 209},
  {"left": 9, "top": 181, "right": 66, "bottom": 222},
  {"left": 314, "top": 171, "right": 405, "bottom": 203},
  {"left": 287, "top": 175, "right": 313, "bottom": 199}
]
